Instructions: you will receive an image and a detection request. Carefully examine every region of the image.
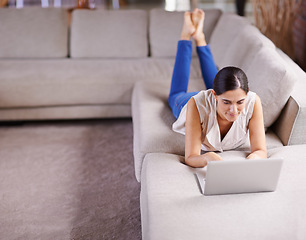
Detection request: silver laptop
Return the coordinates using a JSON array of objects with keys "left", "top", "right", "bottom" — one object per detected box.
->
[{"left": 196, "top": 158, "right": 283, "bottom": 196}]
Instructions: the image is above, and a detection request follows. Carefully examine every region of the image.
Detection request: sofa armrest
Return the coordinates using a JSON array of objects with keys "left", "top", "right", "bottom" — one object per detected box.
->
[{"left": 272, "top": 80, "right": 306, "bottom": 145}]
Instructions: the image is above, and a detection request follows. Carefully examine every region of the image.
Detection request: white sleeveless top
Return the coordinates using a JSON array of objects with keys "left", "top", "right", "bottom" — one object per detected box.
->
[{"left": 172, "top": 89, "right": 256, "bottom": 152}]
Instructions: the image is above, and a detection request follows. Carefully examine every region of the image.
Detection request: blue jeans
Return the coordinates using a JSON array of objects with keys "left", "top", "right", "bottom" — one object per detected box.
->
[{"left": 168, "top": 40, "right": 218, "bottom": 119}]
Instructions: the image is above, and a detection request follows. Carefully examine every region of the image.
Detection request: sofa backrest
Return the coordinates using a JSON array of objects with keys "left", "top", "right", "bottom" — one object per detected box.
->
[
  {"left": 216, "top": 25, "right": 275, "bottom": 70},
  {"left": 149, "top": 8, "right": 222, "bottom": 58},
  {"left": 210, "top": 12, "right": 251, "bottom": 65},
  {"left": 0, "top": 7, "right": 68, "bottom": 58},
  {"left": 245, "top": 47, "right": 298, "bottom": 128},
  {"left": 70, "top": 9, "right": 148, "bottom": 58}
]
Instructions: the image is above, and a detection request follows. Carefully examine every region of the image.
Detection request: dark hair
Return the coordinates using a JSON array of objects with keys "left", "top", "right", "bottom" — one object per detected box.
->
[{"left": 213, "top": 66, "right": 249, "bottom": 95}]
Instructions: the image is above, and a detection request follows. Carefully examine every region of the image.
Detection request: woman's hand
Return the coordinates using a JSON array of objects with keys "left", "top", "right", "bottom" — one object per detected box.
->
[
  {"left": 204, "top": 152, "right": 223, "bottom": 163},
  {"left": 185, "top": 152, "right": 223, "bottom": 168},
  {"left": 247, "top": 150, "right": 267, "bottom": 160}
]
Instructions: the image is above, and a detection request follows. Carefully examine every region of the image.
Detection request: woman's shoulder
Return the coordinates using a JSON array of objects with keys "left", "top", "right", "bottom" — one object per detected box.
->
[
  {"left": 192, "top": 89, "right": 216, "bottom": 123},
  {"left": 243, "top": 91, "right": 258, "bottom": 120},
  {"left": 245, "top": 91, "right": 257, "bottom": 107},
  {"left": 248, "top": 90, "right": 257, "bottom": 98},
  {"left": 193, "top": 89, "right": 215, "bottom": 105},
  {"left": 194, "top": 89, "right": 214, "bottom": 96},
  {"left": 193, "top": 89, "right": 215, "bottom": 106}
]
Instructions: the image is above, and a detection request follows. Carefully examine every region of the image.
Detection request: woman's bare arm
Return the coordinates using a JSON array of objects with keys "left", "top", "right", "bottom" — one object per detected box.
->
[
  {"left": 185, "top": 98, "right": 222, "bottom": 167},
  {"left": 247, "top": 95, "right": 267, "bottom": 159}
]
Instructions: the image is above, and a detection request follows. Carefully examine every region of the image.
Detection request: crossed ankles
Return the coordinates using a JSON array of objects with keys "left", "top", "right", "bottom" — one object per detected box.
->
[{"left": 180, "top": 8, "right": 207, "bottom": 46}]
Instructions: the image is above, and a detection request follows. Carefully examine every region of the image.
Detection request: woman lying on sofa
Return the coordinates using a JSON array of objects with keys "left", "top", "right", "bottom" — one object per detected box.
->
[{"left": 168, "top": 8, "right": 267, "bottom": 168}]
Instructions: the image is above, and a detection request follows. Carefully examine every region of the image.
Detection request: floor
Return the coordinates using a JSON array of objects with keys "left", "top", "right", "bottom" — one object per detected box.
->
[{"left": 0, "top": 119, "right": 141, "bottom": 240}]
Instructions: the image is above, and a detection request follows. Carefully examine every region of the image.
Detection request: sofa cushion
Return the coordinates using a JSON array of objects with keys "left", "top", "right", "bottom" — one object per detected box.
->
[
  {"left": 0, "top": 58, "right": 193, "bottom": 108},
  {"left": 70, "top": 9, "right": 148, "bottom": 58},
  {"left": 216, "top": 24, "right": 275, "bottom": 69},
  {"left": 245, "top": 48, "right": 298, "bottom": 128},
  {"left": 272, "top": 50, "right": 306, "bottom": 145},
  {"left": 0, "top": 8, "right": 68, "bottom": 58},
  {"left": 132, "top": 82, "right": 185, "bottom": 182},
  {"left": 149, "top": 8, "right": 222, "bottom": 58},
  {"left": 141, "top": 146, "right": 306, "bottom": 240},
  {"left": 210, "top": 13, "right": 251, "bottom": 66}
]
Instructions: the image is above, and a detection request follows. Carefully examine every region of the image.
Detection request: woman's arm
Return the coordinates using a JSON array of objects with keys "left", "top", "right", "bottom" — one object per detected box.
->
[
  {"left": 247, "top": 95, "right": 267, "bottom": 159},
  {"left": 185, "top": 98, "right": 222, "bottom": 167}
]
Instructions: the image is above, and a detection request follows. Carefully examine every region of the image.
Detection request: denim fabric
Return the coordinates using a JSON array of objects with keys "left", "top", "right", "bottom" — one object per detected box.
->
[
  {"left": 169, "top": 91, "right": 199, "bottom": 119},
  {"left": 168, "top": 40, "right": 218, "bottom": 119},
  {"left": 196, "top": 44, "right": 218, "bottom": 89}
]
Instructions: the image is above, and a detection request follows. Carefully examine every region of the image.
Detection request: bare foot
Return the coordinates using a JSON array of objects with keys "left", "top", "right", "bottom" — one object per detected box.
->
[
  {"left": 191, "top": 8, "right": 207, "bottom": 46},
  {"left": 180, "top": 11, "right": 195, "bottom": 40}
]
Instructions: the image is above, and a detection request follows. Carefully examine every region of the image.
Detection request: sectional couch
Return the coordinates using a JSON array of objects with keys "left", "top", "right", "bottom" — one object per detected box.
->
[
  {"left": 131, "top": 8, "right": 306, "bottom": 240},
  {"left": 0, "top": 7, "right": 306, "bottom": 240},
  {"left": 0, "top": 7, "right": 168, "bottom": 120}
]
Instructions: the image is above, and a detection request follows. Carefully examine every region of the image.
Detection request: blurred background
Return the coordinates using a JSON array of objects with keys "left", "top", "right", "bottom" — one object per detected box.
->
[
  {"left": 0, "top": 0, "right": 254, "bottom": 17},
  {"left": 0, "top": 0, "right": 305, "bottom": 70}
]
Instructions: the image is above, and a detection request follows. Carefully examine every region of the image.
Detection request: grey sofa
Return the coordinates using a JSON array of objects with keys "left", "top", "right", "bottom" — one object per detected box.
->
[
  {"left": 131, "top": 9, "right": 306, "bottom": 240},
  {"left": 0, "top": 7, "right": 186, "bottom": 120}
]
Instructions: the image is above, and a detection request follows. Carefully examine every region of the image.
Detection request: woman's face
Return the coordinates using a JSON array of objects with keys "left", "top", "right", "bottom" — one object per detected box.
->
[{"left": 213, "top": 88, "right": 248, "bottom": 122}]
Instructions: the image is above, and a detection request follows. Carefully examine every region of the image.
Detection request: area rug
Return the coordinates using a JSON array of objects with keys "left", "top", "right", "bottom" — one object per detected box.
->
[{"left": 0, "top": 118, "right": 141, "bottom": 240}]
